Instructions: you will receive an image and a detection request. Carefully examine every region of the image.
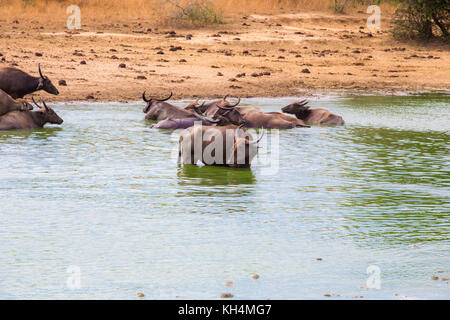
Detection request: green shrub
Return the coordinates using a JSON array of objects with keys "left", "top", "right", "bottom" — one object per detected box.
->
[
  {"left": 392, "top": 0, "right": 449, "bottom": 40},
  {"left": 167, "top": 0, "right": 224, "bottom": 25}
]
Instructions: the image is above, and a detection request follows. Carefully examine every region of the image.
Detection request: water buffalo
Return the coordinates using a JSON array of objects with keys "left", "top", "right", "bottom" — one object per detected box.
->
[
  {"left": 194, "top": 96, "right": 306, "bottom": 129},
  {"left": 0, "top": 64, "right": 59, "bottom": 99},
  {"left": 142, "top": 91, "right": 194, "bottom": 121},
  {"left": 241, "top": 110, "right": 308, "bottom": 129},
  {"left": 282, "top": 100, "right": 345, "bottom": 125},
  {"left": 0, "top": 97, "right": 63, "bottom": 130},
  {"left": 178, "top": 125, "right": 264, "bottom": 168},
  {"left": 0, "top": 89, "right": 33, "bottom": 116},
  {"left": 187, "top": 95, "right": 240, "bottom": 117}
]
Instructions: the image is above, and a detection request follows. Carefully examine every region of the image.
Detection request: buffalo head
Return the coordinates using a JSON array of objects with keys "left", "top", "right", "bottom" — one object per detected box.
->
[
  {"left": 215, "top": 96, "right": 247, "bottom": 126},
  {"left": 36, "top": 64, "right": 59, "bottom": 95},
  {"left": 32, "top": 97, "right": 63, "bottom": 125},
  {"left": 142, "top": 91, "right": 173, "bottom": 113},
  {"left": 16, "top": 98, "right": 33, "bottom": 111},
  {"left": 282, "top": 100, "right": 310, "bottom": 119}
]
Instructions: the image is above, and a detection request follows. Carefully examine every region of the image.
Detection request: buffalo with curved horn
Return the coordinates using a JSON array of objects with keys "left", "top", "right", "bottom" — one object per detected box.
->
[
  {"left": 142, "top": 91, "right": 195, "bottom": 121},
  {"left": 0, "top": 64, "right": 59, "bottom": 99},
  {"left": 0, "top": 97, "right": 63, "bottom": 130},
  {"left": 178, "top": 124, "right": 265, "bottom": 168}
]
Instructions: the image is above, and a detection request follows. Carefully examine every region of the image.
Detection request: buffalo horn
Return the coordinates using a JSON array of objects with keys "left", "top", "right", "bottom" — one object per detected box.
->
[
  {"left": 156, "top": 92, "right": 173, "bottom": 102},
  {"left": 249, "top": 128, "right": 265, "bottom": 144},
  {"left": 38, "top": 63, "right": 44, "bottom": 79}
]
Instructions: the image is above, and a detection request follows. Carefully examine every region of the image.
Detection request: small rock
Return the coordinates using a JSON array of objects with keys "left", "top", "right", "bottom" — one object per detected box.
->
[
  {"left": 35, "top": 52, "right": 43, "bottom": 57},
  {"left": 324, "top": 294, "right": 331, "bottom": 297},
  {"left": 86, "top": 95, "right": 95, "bottom": 100},
  {"left": 220, "top": 293, "right": 234, "bottom": 298},
  {"left": 137, "top": 292, "right": 145, "bottom": 298},
  {"left": 58, "top": 80, "right": 67, "bottom": 86},
  {"left": 156, "top": 51, "right": 164, "bottom": 55},
  {"left": 179, "top": 59, "right": 187, "bottom": 63},
  {"left": 224, "top": 281, "right": 233, "bottom": 287},
  {"left": 251, "top": 274, "right": 260, "bottom": 280},
  {"left": 316, "top": 258, "right": 323, "bottom": 261},
  {"left": 301, "top": 68, "right": 311, "bottom": 74},
  {"left": 430, "top": 276, "right": 439, "bottom": 280},
  {"left": 136, "top": 75, "right": 147, "bottom": 80},
  {"left": 119, "top": 63, "right": 126, "bottom": 68},
  {"left": 186, "top": 34, "right": 192, "bottom": 40},
  {"left": 217, "top": 72, "right": 223, "bottom": 76},
  {"left": 80, "top": 60, "right": 86, "bottom": 65}
]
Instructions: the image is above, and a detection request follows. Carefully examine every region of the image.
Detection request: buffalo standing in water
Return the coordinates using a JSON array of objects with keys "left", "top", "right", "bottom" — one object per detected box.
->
[
  {"left": 178, "top": 125, "right": 265, "bottom": 168},
  {"left": 0, "top": 64, "right": 59, "bottom": 99},
  {"left": 0, "top": 89, "right": 32, "bottom": 116},
  {"left": 0, "top": 97, "right": 63, "bottom": 130},
  {"left": 282, "top": 100, "right": 345, "bottom": 125}
]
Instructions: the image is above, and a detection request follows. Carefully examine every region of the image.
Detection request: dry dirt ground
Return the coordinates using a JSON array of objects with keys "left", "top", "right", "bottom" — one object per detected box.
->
[{"left": 1, "top": 11, "right": 449, "bottom": 102}]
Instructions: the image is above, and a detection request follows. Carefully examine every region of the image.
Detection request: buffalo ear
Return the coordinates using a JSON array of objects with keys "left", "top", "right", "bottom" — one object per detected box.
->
[{"left": 36, "top": 78, "right": 44, "bottom": 90}]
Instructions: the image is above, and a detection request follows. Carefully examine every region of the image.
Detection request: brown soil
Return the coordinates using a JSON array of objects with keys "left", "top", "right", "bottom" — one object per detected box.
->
[{"left": 1, "top": 11, "right": 449, "bottom": 102}]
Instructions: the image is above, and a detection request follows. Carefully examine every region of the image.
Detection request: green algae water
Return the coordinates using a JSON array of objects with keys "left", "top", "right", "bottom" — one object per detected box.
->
[{"left": 0, "top": 93, "right": 449, "bottom": 299}]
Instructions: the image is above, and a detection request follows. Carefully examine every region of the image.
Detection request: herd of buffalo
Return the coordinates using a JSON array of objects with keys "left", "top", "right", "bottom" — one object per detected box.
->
[{"left": 0, "top": 64, "right": 345, "bottom": 168}]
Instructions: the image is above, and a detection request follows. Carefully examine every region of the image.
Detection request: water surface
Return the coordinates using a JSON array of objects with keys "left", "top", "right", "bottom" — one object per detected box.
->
[{"left": 0, "top": 93, "right": 449, "bottom": 299}]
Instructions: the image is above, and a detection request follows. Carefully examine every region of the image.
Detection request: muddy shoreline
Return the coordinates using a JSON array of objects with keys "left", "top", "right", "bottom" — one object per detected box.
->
[{"left": 1, "top": 12, "right": 449, "bottom": 102}]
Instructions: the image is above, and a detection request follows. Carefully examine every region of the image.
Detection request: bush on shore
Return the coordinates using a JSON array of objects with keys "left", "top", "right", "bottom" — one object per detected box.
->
[{"left": 392, "top": 0, "right": 449, "bottom": 40}]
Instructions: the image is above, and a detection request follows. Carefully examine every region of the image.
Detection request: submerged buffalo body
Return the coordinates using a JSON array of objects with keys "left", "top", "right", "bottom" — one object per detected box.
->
[
  {"left": 151, "top": 117, "right": 219, "bottom": 130},
  {"left": 178, "top": 125, "right": 264, "bottom": 168},
  {"left": 0, "top": 89, "right": 32, "bottom": 116},
  {"left": 0, "top": 64, "right": 59, "bottom": 99},
  {"left": 282, "top": 100, "right": 345, "bottom": 125},
  {"left": 243, "top": 110, "right": 309, "bottom": 129},
  {"left": 0, "top": 98, "right": 63, "bottom": 130}
]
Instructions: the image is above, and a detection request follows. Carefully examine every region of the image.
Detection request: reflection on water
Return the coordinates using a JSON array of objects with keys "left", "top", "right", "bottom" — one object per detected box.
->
[
  {"left": 0, "top": 94, "right": 449, "bottom": 299},
  {"left": 178, "top": 165, "right": 256, "bottom": 186}
]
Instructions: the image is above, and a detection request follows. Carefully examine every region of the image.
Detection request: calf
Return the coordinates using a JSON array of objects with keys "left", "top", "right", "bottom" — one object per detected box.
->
[{"left": 0, "top": 89, "right": 32, "bottom": 116}]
